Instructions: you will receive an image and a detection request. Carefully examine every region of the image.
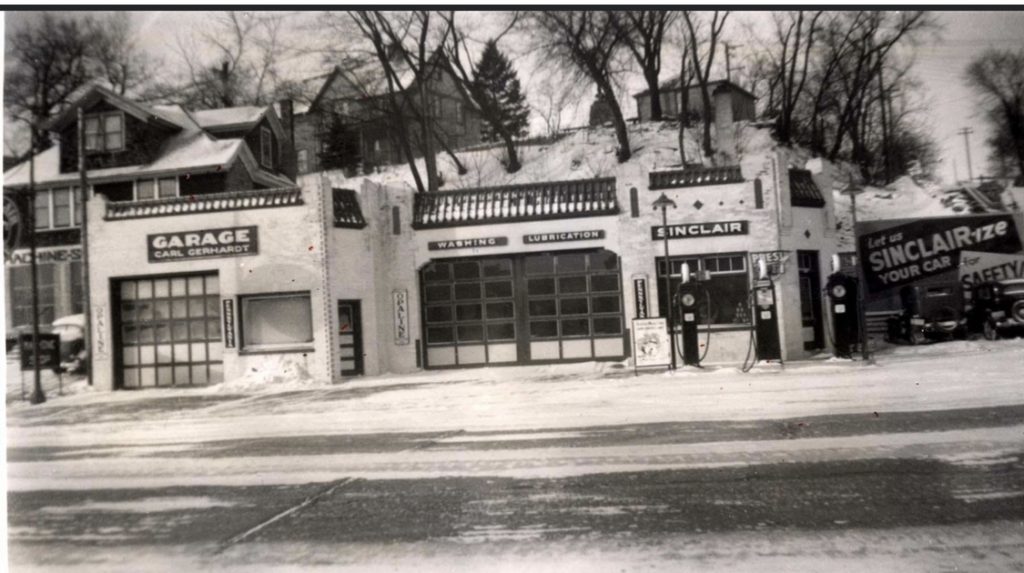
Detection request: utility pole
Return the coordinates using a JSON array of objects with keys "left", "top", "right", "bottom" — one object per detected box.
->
[
  {"left": 77, "top": 108, "right": 93, "bottom": 386},
  {"left": 957, "top": 127, "right": 974, "bottom": 182},
  {"left": 723, "top": 42, "right": 743, "bottom": 83},
  {"left": 724, "top": 42, "right": 732, "bottom": 82},
  {"left": 28, "top": 125, "right": 45, "bottom": 405}
]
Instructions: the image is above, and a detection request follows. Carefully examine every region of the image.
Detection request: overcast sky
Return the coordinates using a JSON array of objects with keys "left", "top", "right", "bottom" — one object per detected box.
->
[{"left": 5, "top": 9, "right": 1024, "bottom": 184}]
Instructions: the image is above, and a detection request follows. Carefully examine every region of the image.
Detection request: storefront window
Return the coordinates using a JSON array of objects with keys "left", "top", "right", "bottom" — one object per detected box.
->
[
  {"left": 240, "top": 292, "right": 313, "bottom": 352},
  {"left": 657, "top": 253, "right": 751, "bottom": 327},
  {"left": 10, "top": 265, "right": 56, "bottom": 326}
]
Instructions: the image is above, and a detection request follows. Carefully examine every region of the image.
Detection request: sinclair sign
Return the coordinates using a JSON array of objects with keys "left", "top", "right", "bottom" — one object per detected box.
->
[{"left": 857, "top": 214, "right": 1022, "bottom": 293}]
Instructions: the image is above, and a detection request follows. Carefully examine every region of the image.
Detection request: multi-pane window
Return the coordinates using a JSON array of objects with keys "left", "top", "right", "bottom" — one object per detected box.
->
[
  {"left": 84, "top": 112, "right": 124, "bottom": 152},
  {"left": 136, "top": 177, "right": 178, "bottom": 201},
  {"left": 260, "top": 126, "right": 273, "bottom": 167},
  {"left": 33, "top": 188, "right": 80, "bottom": 230},
  {"left": 240, "top": 292, "right": 314, "bottom": 352},
  {"left": 525, "top": 251, "right": 623, "bottom": 341},
  {"left": 657, "top": 253, "right": 751, "bottom": 327}
]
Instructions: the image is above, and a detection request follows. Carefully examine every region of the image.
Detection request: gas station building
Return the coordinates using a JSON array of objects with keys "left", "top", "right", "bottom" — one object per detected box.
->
[{"left": 74, "top": 145, "right": 845, "bottom": 390}]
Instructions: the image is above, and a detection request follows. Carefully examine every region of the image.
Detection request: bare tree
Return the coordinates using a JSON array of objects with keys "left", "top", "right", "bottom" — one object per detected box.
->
[
  {"left": 612, "top": 10, "right": 676, "bottom": 121},
  {"left": 88, "top": 13, "right": 155, "bottom": 96},
  {"left": 331, "top": 11, "right": 477, "bottom": 192},
  {"left": 527, "top": 11, "right": 632, "bottom": 162},
  {"left": 150, "top": 11, "right": 300, "bottom": 108},
  {"left": 534, "top": 76, "right": 584, "bottom": 137},
  {"left": 966, "top": 48, "right": 1024, "bottom": 179},
  {"left": 681, "top": 11, "right": 730, "bottom": 160},
  {"left": 4, "top": 13, "right": 97, "bottom": 141},
  {"left": 677, "top": 25, "right": 698, "bottom": 165},
  {"left": 763, "top": 11, "right": 823, "bottom": 144}
]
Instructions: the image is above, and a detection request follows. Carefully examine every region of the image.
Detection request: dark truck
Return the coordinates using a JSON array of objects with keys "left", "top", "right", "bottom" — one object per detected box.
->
[
  {"left": 886, "top": 282, "right": 966, "bottom": 344},
  {"left": 965, "top": 278, "right": 1024, "bottom": 340}
]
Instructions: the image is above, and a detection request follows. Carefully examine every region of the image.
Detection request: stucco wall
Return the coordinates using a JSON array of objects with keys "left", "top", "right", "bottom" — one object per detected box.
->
[{"left": 86, "top": 182, "right": 332, "bottom": 391}]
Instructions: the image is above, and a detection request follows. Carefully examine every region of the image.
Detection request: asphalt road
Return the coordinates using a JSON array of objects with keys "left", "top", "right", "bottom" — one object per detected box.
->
[{"left": 7, "top": 404, "right": 1024, "bottom": 572}]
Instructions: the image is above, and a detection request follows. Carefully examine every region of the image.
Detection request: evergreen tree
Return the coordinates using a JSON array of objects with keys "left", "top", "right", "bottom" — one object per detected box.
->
[
  {"left": 472, "top": 40, "right": 530, "bottom": 142},
  {"left": 319, "top": 113, "right": 362, "bottom": 173}
]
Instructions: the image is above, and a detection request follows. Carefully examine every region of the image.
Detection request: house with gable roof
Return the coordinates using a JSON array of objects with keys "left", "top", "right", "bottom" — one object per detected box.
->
[
  {"left": 3, "top": 85, "right": 296, "bottom": 329},
  {"left": 293, "top": 52, "right": 483, "bottom": 175}
]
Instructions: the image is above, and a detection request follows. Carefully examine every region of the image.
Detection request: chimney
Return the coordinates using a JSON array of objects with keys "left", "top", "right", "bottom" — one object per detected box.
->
[
  {"left": 276, "top": 99, "right": 297, "bottom": 181},
  {"left": 219, "top": 61, "right": 232, "bottom": 106},
  {"left": 713, "top": 83, "right": 738, "bottom": 162}
]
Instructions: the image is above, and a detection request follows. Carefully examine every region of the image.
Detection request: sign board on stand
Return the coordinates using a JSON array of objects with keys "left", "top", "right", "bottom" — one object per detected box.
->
[
  {"left": 19, "top": 333, "right": 61, "bottom": 371},
  {"left": 632, "top": 317, "right": 672, "bottom": 374}
]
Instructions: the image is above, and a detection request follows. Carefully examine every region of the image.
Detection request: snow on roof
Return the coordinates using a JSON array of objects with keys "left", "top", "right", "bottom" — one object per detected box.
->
[
  {"left": 3, "top": 132, "right": 243, "bottom": 188},
  {"left": 192, "top": 106, "right": 266, "bottom": 130}
]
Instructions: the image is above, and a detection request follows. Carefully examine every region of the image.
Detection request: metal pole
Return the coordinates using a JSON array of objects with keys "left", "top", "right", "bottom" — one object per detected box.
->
[
  {"left": 851, "top": 192, "right": 869, "bottom": 361},
  {"left": 958, "top": 127, "right": 974, "bottom": 182},
  {"left": 28, "top": 127, "right": 46, "bottom": 405},
  {"left": 661, "top": 205, "right": 677, "bottom": 370},
  {"left": 77, "top": 108, "right": 93, "bottom": 386}
]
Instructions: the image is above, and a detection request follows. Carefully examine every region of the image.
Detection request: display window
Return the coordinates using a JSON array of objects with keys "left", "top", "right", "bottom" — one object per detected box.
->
[
  {"left": 239, "top": 292, "right": 314, "bottom": 353},
  {"left": 656, "top": 253, "right": 751, "bottom": 327}
]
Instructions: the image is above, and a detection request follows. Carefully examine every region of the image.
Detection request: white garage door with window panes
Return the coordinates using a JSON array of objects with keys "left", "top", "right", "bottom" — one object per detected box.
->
[
  {"left": 116, "top": 273, "right": 223, "bottom": 388},
  {"left": 525, "top": 250, "right": 625, "bottom": 361},
  {"left": 422, "top": 258, "right": 517, "bottom": 366}
]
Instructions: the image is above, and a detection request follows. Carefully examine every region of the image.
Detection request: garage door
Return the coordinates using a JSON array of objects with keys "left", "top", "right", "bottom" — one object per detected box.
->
[
  {"left": 115, "top": 273, "right": 223, "bottom": 388},
  {"left": 420, "top": 250, "right": 626, "bottom": 368},
  {"left": 421, "top": 257, "right": 518, "bottom": 366}
]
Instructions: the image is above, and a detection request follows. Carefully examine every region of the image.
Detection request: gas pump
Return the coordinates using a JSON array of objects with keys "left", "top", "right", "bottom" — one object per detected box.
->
[
  {"left": 752, "top": 259, "right": 782, "bottom": 361},
  {"left": 824, "top": 270, "right": 860, "bottom": 358},
  {"left": 674, "top": 265, "right": 703, "bottom": 367},
  {"left": 825, "top": 253, "right": 861, "bottom": 357}
]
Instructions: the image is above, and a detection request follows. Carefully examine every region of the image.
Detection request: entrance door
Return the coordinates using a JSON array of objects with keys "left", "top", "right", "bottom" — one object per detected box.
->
[
  {"left": 338, "top": 300, "right": 363, "bottom": 375},
  {"left": 797, "top": 251, "right": 825, "bottom": 350},
  {"left": 114, "top": 273, "right": 223, "bottom": 389}
]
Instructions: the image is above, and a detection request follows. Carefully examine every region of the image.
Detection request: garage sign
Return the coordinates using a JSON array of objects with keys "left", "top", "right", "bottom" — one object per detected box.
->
[
  {"left": 857, "top": 214, "right": 1021, "bottom": 293},
  {"left": 148, "top": 226, "right": 259, "bottom": 263}
]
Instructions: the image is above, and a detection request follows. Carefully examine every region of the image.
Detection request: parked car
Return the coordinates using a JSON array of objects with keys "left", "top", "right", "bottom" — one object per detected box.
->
[
  {"left": 965, "top": 278, "right": 1024, "bottom": 340},
  {"left": 51, "top": 314, "right": 87, "bottom": 373},
  {"left": 886, "top": 283, "right": 966, "bottom": 344}
]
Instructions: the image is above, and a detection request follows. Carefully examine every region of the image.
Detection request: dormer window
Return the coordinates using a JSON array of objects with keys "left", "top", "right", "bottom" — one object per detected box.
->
[
  {"left": 84, "top": 111, "right": 124, "bottom": 152},
  {"left": 260, "top": 126, "right": 273, "bottom": 167}
]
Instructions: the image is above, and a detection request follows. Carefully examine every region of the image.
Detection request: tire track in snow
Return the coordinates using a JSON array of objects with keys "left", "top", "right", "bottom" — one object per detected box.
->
[{"left": 213, "top": 428, "right": 466, "bottom": 553}]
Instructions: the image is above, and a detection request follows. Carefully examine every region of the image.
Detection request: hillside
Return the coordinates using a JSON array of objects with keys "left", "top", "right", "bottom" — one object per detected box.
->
[{"left": 322, "top": 121, "right": 963, "bottom": 248}]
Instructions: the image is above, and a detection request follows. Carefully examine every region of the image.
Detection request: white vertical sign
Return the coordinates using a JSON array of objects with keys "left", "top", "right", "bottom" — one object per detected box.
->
[
  {"left": 93, "top": 304, "right": 109, "bottom": 359},
  {"left": 393, "top": 289, "right": 410, "bottom": 346}
]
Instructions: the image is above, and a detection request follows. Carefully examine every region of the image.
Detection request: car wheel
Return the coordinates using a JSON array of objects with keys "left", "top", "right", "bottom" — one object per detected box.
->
[
  {"left": 983, "top": 320, "right": 1000, "bottom": 341},
  {"left": 908, "top": 326, "right": 926, "bottom": 345}
]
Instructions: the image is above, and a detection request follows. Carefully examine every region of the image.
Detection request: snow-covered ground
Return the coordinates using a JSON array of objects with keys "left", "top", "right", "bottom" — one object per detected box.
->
[{"left": 7, "top": 339, "right": 1024, "bottom": 490}]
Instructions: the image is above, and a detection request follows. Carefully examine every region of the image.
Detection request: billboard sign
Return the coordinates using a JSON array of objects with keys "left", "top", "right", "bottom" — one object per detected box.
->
[{"left": 857, "top": 214, "right": 1022, "bottom": 293}]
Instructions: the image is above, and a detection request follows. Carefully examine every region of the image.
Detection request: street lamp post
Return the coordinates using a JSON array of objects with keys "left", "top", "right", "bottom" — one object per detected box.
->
[
  {"left": 842, "top": 177, "right": 870, "bottom": 362},
  {"left": 653, "top": 193, "right": 678, "bottom": 370}
]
